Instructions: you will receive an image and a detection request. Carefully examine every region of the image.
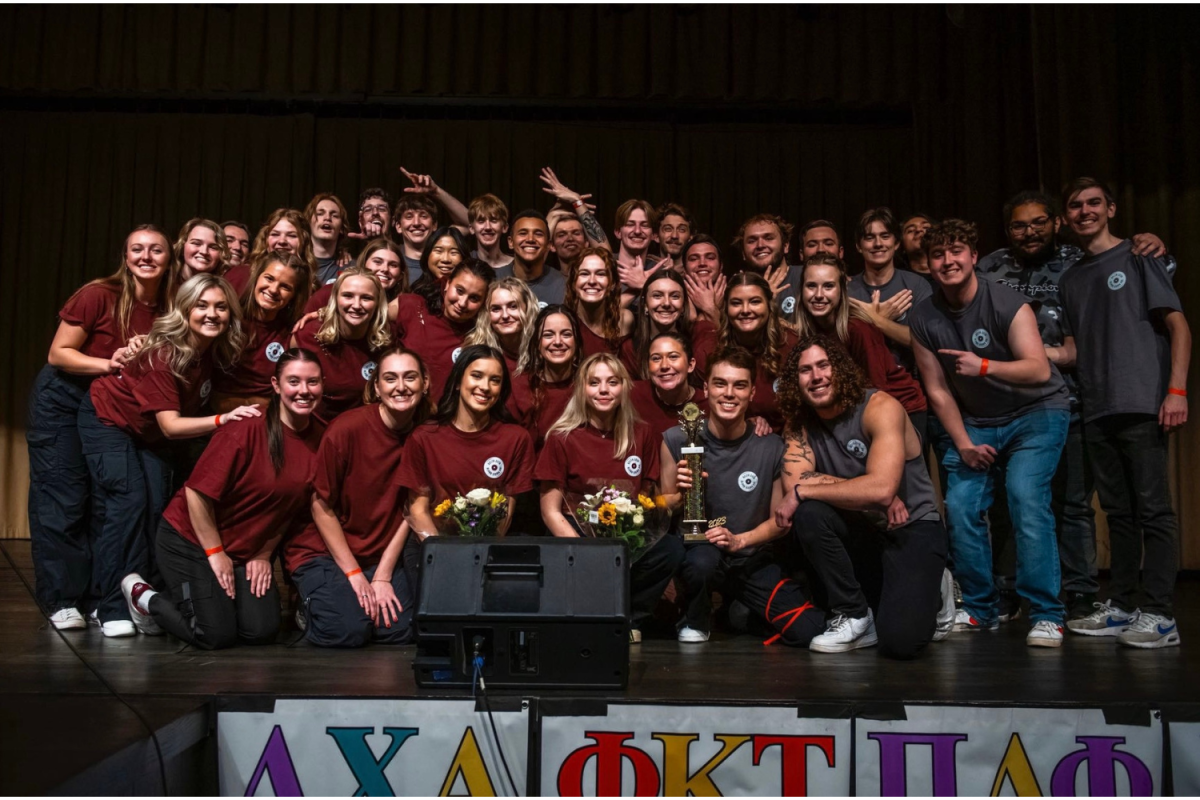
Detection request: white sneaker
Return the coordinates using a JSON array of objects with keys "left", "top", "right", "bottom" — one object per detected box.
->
[
  {"left": 1026, "top": 620, "right": 1064, "bottom": 648},
  {"left": 88, "top": 609, "right": 101, "bottom": 627},
  {"left": 677, "top": 626, "right": 709, "bottom": 643},
  {"left": 933, "top": 569, "right": 955, "bottom": 642},
  {"left": 1066, "top": 600, "right": 1133, "bottom": 637},
  {"left": 809, "top": 611, "right": 878, "bottom": 653},
  {"left": 101, "top": 620, "right": 136, "bottom": 638},
  {"left": 1117, "top": 611, "right": 1181, "bottom": 650},
  {"left": 49, "top": 607, "right": 86, "bottom": 630},
  {"left": 120, "top": 573, "right": 164, "bottom": 636},
  {"left": 953, "top": 608, "right": 998, "bottom": 631}
]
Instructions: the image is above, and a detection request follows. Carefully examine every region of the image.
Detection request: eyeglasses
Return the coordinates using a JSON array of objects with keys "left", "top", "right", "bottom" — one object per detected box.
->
[
  {"left": 360, "top": 204, "right": 390, "bottom": 215},
  {"left": 1009, "top": 217, "right": 1051, "bottom": 235}
]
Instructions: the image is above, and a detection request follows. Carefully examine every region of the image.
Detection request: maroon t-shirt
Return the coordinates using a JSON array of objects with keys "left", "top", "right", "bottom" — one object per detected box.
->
[
  {"left": 164, "top": 414, "right": 323, "bottom": 563},
  {"left": 284, "top": 404, "right": 414, "bottom": 573},
  {"left": 90, "top": 349, "right": 213, "bottom": 446},
  {"left": 225, "top": 263, "right": 251, "bottom": 296},
  {"left": 59, "top": 283, "right": 160, "bottom": 361},
  {"left": 618, "top": 338, "right": 642, "bottom": 378},
  {"left": 396, "top": 420, "right": 535, "bottom": 504},
  {"left": 293, "top": 318, "right": 376, "bottom": 424},
  {"left": 398, "top": 296, "right": 475, "bottom": 402},
  {"left": 845, "top": 319, "right": 927, "bottom": 414},
  {"left": 214, "top": 314, "right": 293, "bottom": 397},
  {"left": 691, "top": 319, "right": 718, "bottom": 374},
  {"left": 305, "top": 283, "right": 334, "bottom": 314},
  {"left": 510, "top": 375, "right": 574, "bottom": 449},
  {"left": 577, "top": 322, "right": 627, "bottom": 360},
  {"left": 630, "top": 380, "right": 710, "bottom": 440},
  {"left": 534, "top": 422, "right": 660, "bottom": 498}
]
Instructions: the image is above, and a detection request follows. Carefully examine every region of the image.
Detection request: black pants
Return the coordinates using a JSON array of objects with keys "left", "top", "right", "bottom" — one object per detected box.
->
[
  {"left": 149, "top": 520, "right": 281, "bottom": 650},
  {"left": 1084, "top": 414, "right": 1178, "bottom": 616},
  {"left": 793, "top": 500, "right": 947, "bottom": 659},
  {"left": 293, "top": 555, "right": 415, "bottom": 648},
  {"left": 26, "top": 365, "right": 93, "bottom": 613},
  {"left": 681, "top": 542, "right": 825, "bottom": 646},
  {"left": 629, "top": 534, "right": 686, "bottom": 629}
]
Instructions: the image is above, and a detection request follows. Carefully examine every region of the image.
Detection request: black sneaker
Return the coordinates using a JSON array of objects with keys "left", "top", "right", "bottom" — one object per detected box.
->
[
  {"left": 1066, "top": 592, "right": 1098, "bottom": 621},
  {"left": 997, "top": 591, "right": 1022, "bottom": 624}
]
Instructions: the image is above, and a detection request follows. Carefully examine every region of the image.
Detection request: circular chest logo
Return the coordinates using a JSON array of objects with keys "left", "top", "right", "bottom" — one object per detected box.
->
[
  {"left": 846, "top": 438, "right": 868, "bottom": 459},
  {"left": 737, "top": 471, "right": 759, "bottom": 492},
  {"left": 199, "top": 379, "right": 212, "bottom": 400},
  {"left": 624, "top": 455, "right": 642, "bottom": 477},
  {"left": 1047, "top": 308, "right": 1059, "bottom": 320},
  {"left": 361, "top": 360, "right": 377, "bottom": 381},
  {"left": 1108, "top": 271, "right": 1127, "bottom": 291},
  {"left": 772, "top": 378, "right": 781, "bottom": 393},
  {"left": 451, "top": 347, "right": 463, "bottom": 363},
  {"left": 971, "top": 329, "right": 991, "bottom": 349},
  {"left": 781, "top": 296, "right": 796, "bottom": 315},
  {"left": 265, "top": 342, "right": 285, "bottom": 363},
  {"left": 483, "top": 457, "right": 505, "bottom": 479}
]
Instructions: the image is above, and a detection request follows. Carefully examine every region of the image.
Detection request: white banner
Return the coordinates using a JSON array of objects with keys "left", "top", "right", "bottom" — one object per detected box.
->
[
  {"left": 1168, "top": 721, "right": 1200, "bottom": 796},
  {"left": 855, "top": 706, "right": 1162, "bottom": 797},
  {"left": 540, "top": 703, "right": 852, "bottom": 796},
  {"left": 218, "top": 698, "right": 529, "bottom": 797}
]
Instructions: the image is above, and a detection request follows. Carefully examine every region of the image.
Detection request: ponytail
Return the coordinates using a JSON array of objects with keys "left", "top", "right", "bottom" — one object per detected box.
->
[{"left": 267, "top": 348, "right": 323, "bottom": 473}]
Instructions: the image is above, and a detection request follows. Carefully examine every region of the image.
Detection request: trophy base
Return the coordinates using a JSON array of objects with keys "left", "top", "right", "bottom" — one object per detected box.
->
[{"left": 681, "top": 521, "right": 708, "bottom": 544}]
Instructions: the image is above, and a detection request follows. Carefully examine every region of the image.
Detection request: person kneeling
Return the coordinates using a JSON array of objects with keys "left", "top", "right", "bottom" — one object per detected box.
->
[
  {"left": 772, "top": 335, "right": 948, "bottom": 658},
  {"left": 121, "top": 350, "right": 325, "bottom": 649}
]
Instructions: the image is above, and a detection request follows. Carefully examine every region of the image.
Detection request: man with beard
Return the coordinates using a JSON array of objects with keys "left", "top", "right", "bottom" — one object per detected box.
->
[
  {"left": 757, "top": 334, "right": 947, "bottom": 657},
  {"left": 976, "top": 190, "right": 1169, "bottom": 622},
  {"left": 901, "top": 213, "right": 936, "bottom": 280},
  {"left": 733, "top": 213, "right": 804, "bottom": 317},
  {"left": 392, "top": 167, "right": 470, "bottom": 284},
  {"left": 305, "top": 193, "right": 350, "bottom": 285},
  {"left": 222, "top": 221, "right": 252, "bottom": 270},
  {"left": 468, "top": 193, "right": 513, "bottom": 272},
  {"left": 910, "top": 219, "right": 1071, "bottom": 648},
  {"left": 798, "top": 220, "right": 844, "bottom": 261},
  {"left": 353, "top": 188, "right": 393, "bottom": 242},
  {"left": 655, "top": 202, "right": 694, "bottom": 271},
  {"left": 496, "top": 210, "right": 565, "bottom": 306}
]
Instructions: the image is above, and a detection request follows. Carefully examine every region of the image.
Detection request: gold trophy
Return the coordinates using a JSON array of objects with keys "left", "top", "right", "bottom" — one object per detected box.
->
[{"left": 679, "top": 403, "right": 710, "bottom": 543}]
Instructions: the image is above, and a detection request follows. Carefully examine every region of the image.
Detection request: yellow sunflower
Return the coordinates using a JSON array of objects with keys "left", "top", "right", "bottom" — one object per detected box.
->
[
  {"left": 637, "top": 494, "right": 655, "bottom": 510},
  {"left": 434, "top": 499, "right": 453, "bottom": 518},
  {"left": 597, "top": 503, "right": 618, "bottom": 525},
  {"left": 490, "top": 491, "right": 506, "bottom": 509},
  {"left": 654, "top": 494, "right": 669, "bottom": 509}
]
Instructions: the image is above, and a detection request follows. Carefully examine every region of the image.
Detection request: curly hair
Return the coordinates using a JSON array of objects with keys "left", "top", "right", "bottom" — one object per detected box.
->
[
  {"left": 777, "top": 333, "right": 867, "bottom": 430},
  {"left": 138, "top": 273, "right": 246, "bottom": 379},
  {"left": 715, "top": 271, "right": 789, "bottom": 378},
  {"left": 565, "top": 246, "right": 624, "bottom": 347},
  {"left": 921, "top": 219, "right": 979, "bottom": 255}
]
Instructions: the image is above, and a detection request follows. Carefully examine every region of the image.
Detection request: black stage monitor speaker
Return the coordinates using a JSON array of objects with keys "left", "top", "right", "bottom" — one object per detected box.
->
[{"left": 413, "top": 537, "right": 630, "bottom": 689}]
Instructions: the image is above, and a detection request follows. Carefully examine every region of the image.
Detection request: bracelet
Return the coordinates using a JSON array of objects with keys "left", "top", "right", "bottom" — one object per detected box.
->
[
  {"left": 1169, "top": 387, "right": 1187, "bottom": 397},
  {"left": 572, "top": 199, "right": 586, "bottom": 209},
  {"left": 345, "top": 568, "right": 363, "bottom": 578},
  {"left": 979, "top": 358, "right": 989, "bottom": 377},
  {"left": 214, "top": 414, "right": 223, "bottom": 427},
  {"left": 204, "top": 545, "right": 224, "bottom": 556},
  {"left": 371, "top": 578, "right": 390, "bottom": 584}
]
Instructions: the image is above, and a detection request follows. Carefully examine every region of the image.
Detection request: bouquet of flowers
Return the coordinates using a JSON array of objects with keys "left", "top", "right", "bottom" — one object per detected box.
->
[
  {"left": 433, "top": 488, "right": 509, "bottom": 537},
  {"left": 573, "top": 485, "right": 664, "bottom": 558}
]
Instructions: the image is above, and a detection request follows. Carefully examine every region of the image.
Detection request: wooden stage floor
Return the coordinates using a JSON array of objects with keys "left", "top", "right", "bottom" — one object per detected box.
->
[{"left": 4, "top": 539, "right": 1200, "bottom": 794}]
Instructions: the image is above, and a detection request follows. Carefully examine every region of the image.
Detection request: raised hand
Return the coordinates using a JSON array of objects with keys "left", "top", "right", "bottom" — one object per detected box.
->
[
  {"left": 540, "top": 167, "right": 584, "bottom": 206},
  {"left": 400, "top": 166, "right": 438, "bottom": 195}
]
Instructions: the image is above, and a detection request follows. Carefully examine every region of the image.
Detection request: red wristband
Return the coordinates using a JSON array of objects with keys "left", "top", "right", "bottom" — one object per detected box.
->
[
  {"left": 214, "top": 414, "right": 222, "bottom": 427},
  {"left": 1169, "top": 387, "right": 1187, "bottom": 397},
  {"left": 979, "top": 358, "right": 989, "bottom": 376},
  {"left": 345, "top": 568, "right": 363, "bottom": 578},
  {"left": 205, "top": 545, "right": 224, "bottom": 556}
]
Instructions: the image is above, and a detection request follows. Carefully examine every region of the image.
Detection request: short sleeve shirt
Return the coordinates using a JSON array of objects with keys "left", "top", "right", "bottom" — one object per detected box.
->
[
  {"left": 58, "top": 283, "right": 160, "bottom": 361},
  {"left": 214, "top": 314, "right": 293, "bottom": 397},
  {"left": 90, "top": 349, "right": 213, "bottom": 445},
  {"left": 534, "top": 423, "right": 660, "bottom": 498},
  {"left": 396, "top": 420, "right": 535, "bottom": 503},
  {"left": 495, "top": 264, "right": 566, "bottom": 307}
]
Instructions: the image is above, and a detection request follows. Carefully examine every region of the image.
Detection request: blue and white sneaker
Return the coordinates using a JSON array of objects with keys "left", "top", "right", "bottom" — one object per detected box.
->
[
  {"left": 1117, "top": 611, "right": 1181, "bottom": 649},
  {"left": 1066, "top": 600, "right": 1132, "bottom": 636}
]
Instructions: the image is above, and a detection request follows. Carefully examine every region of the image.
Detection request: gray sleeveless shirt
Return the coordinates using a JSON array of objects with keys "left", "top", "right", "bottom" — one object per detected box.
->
[{"left": 805, "top": 390, "right": 940, "bottom": 527}]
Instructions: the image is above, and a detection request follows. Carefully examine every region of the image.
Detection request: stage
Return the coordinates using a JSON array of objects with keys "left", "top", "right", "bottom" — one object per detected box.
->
[{"left": 4, "top": 539, "right": 1200, "bottom": 796}]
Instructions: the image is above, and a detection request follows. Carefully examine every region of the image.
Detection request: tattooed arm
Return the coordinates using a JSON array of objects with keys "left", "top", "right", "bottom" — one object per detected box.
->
[{"left": 540, "top": 167, "right": 612, "bottom": 250}]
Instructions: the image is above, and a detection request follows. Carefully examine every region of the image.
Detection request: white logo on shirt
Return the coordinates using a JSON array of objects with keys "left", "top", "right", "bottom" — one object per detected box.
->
[
  {"left": 1108, "top": 271, "right": 1127, "bottom": 291},
  {"left": 846, "top": 439, "right": 868, "bottom": 459},
  {"left": 199, "top": 379, "right": 212, "bottom": 400},
  {"left": 1047, "top": 308, "right": 1059, "bottom": 320},
  {"left": 451, "top": 347, "right": 463, "bottom": 363},
  {"left": 361, "top": 361, "right": 377, "bottom": 380},
  {"left": 538, "top": 301, "right": 548, "bottom": 310},
  {"left": 781, "top": 296, "right": 796, "bottom": 315},
  {"left": 265, "top": 342, "right": 285, "bottom": 363},
  {"left": 325, "top": 277, "right": 337, "bottom": 285},
  {"left": 772, "top": 378, "right": 781, "bottom": 393},
  {"left": 483, "top": 457, "right": 505, "bottom": 479},
  {"left": 971, "top": 329, "right": 991, "bottom": 349},
  {"left": 738, "top": 471, "right": 759, "bottom": 492},
  {"left": 624, "top": 455, "right": 642, "bottom": 477}
]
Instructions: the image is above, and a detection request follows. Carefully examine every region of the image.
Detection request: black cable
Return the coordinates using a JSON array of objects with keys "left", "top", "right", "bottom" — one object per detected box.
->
[
  {"left": 1, "top": 541, "right": 170, "bottom": 796},
  {"left": 472, "top": 652, "right": 520, "bottom": 797}
]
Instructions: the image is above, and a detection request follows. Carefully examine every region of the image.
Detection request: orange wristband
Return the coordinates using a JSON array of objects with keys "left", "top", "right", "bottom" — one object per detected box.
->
[
  {"left": 979, "top": 358, "right": 989, "bottom": 376},
  {"left": 345, "top": 568, "right": 363, "bottom": 578},
  {"left": 205, "top": 545, "right": 224, "bottom": 556},
  {"left": 1169, "top": 387, "right": 1187, "bottom": 397},
  {"left": 214, "top": 414, "right": 222, "bottom": 427}
]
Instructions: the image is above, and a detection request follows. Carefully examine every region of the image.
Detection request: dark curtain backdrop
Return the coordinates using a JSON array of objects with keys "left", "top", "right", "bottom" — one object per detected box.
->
[{"left": 1, "top": 4, "right": 1196, "bottom": 566}]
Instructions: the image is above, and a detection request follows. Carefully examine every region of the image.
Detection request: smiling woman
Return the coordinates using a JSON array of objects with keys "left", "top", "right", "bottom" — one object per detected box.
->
[{"left": 174, "top": 218, "right": 231, "bottom": 282}]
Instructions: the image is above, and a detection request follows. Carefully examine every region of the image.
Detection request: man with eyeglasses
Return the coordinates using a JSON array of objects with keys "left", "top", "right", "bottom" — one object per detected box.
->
[
  {"left": 976, "top": 190, "right": 1170, "bottom": 623},
  {"left": 353, "top": 188, "right": 394, "bottom": 242}
]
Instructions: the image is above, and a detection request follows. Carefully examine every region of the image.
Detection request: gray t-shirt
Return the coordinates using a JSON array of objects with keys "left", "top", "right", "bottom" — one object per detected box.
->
[
  {"left": 473, "top": 249, "right": 514, "bottom": 273},
  {"left": 1058, "top": 239, "right": 1182, "bottom": 423},
  {"left": 404, "top": 254, "right": 422, "bottom": 288},
  {"left": 315, "top": 256, "right": 340, "bottom": 287},
  {"left": 847, "top": 267, "right": 933, "bottom": 372},
  {"left": 495, "top": 263, "right": 566, "bottom": 307},
  {"left": 805, "top": 390, "right": 940, "bottom": 527},
  {"left": 909, "top": 276, "right": 1070, "bottom": 427},
  {"left": 663, "top": 424, "right": 784, "bottom": 547},
  {"left": 776, "top": 263, "right": 806, "bottom": 320}
]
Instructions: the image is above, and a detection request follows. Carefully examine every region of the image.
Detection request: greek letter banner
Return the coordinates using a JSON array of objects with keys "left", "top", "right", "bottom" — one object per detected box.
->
[
  {"left": 217, "top": 699, "right": 529, "bottom": 796},
  {"left": 855, "top": 706, "right": 1162, "bottom": 797},
  {"left": 540, "top": 703, "right": 853, "bottom": 796}
]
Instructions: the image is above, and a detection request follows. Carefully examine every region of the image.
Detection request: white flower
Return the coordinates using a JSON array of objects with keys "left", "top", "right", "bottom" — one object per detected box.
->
[
  {"left": 613, "top": 497, "right": 633, "bottom": 514},
  {"left": 632, "top": 512, "right": 644, "bottom": 527},
  {"left": 454, "top": 497, "right": 468, "bottom": 511},
  {"left": 466, "top": 488, "right": 492, "bottom": 506}
]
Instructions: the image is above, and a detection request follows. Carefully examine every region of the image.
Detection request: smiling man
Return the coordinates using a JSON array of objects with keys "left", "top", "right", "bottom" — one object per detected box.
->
[
  {"left": 495, "top": 209, "right": 565, "bottom": 306},
  {"left": 733, "top": 213, "right": 804, "bottom": 317},
  {"left": 468, "top": 194, "right": 513, "bottom": 272},
  {"left": 655, "top": 202, "right": 694, "bottom": 271}
]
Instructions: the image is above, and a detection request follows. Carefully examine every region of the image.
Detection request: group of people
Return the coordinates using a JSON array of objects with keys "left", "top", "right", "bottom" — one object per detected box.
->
[{"left": 26, "top": 166, "right": 1189, "bottom": 660}]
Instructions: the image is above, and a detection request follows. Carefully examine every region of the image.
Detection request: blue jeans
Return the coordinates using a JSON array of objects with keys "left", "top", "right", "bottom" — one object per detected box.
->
[{"left": 942, "top": 409, "right": 1068, "bottom": 625}]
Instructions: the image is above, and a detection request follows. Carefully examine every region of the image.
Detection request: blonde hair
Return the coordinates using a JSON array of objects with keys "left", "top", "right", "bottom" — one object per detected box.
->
[
  {"left": 547, "top": 353, "right": 639, "bottom": 460},
  {"left": 248, "top": 209, "right": 319, "bottom": 287},
  {"left": 464, "top": 278, "right": 539, "bottom": 374},
  {"left": 71, "top": 225, "right": 178, "bottom": 340},
  {"left": 792, "top": 254, "right": 871, "bottom": 342},
  {"left": 355, "top": 237, "right": 408, "bottom": 295},
  {"left": 173, "top": 218, "right": 231, "bottom": 279},
  {"left": 138, "top": 274, "right": 246, "bottom": 378},
  {"left": 316, "top": 268, "right": 391, "bottom": 350}
]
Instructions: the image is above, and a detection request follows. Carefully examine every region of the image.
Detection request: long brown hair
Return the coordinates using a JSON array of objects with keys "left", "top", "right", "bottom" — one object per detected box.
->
[
  {"left": 247, "top": 209, "right": 319, "bottom": 287},
  {"left": 792, "top": 254, "right": 872, "bottom": 343},
  {"left": 266, "top": 348, "right": 323, "bottom": 473},
  {"left": 716, "top": 271, "right": 789, "bottom": 378},
  {"left": 565, "top": 247, "right": 624, "bottom": 346},
  {"left": 68, "top": 224, "right": 178, "bottom": 341},
  {"left": 776, "top": 333, "right": 867, "bottom": 431},
  {"left": 630, "top": 270, "right": 693, "bottom": 380},
  {"left": 524, "top": 305, "right": 583, "bottom": 409},
  {"left": 240, "top": 250, "right": 313, "bottom": 327}
]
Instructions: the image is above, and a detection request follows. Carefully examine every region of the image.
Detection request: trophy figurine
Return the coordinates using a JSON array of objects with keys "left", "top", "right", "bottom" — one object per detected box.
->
[{"left": 679, "top": 402, "right": 709, "bottom": 543}]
